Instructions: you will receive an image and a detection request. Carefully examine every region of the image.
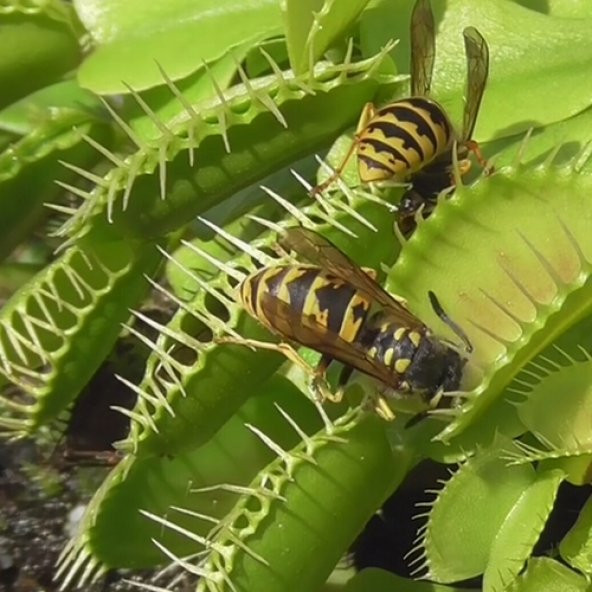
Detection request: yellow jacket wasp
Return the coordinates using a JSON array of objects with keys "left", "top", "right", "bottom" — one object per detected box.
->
[
  {"left": 222, "top": 227, "right": 472, "bottom": 420},
  {"left": 312, "top": 0, "right": 491, "bottom": 238}
]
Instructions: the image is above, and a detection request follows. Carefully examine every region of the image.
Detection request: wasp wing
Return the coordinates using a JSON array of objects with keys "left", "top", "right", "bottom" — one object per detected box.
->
[
  {"left": 461, "top": 26, "right": 489, "bottom": 142},
  {"left": 258, "top": 291, "right": 401, "bottom": 389},
  {"left": 410, "top": 0, "right": 435, "bottom": 97},
  {"left": 279, "top": 226, "right": 423, "bottom": 329}
]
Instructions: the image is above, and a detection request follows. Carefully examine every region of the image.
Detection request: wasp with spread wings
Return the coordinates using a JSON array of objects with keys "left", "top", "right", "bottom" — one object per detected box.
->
[
  {"left": 235, "top": 227, "right": 471, "bottom": 416},
  {"left": 311, "top": 0, "right": 491, "bottom": 237}
]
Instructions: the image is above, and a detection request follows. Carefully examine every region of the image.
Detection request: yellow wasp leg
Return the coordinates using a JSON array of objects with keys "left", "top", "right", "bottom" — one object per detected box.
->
[
  {"left": 458, "top": 159, "right": 472, "bottom": 176},
  {"left": 310, "top": 102, "right": 377, "bottom": 196},
  {"left": 333, "top": 365, "right": 395, "bottom": 421},
  {"left": 216, "top": 336, "right": 335, "bottom": 402},
  {"left": 361, "top": 266, "right": 378, "bottom": 280},
  {"left": 427, "top": 387, "right": 444, "bottom": 409},
  {"left": 373, "top": 395, "right": 396, "bottom": 421}
]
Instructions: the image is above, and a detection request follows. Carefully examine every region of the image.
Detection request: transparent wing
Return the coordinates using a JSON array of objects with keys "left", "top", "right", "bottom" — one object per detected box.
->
[
  {"left": 461, "top": 26, "right": 489, "bottom": 142},
  {"left": 410, "top": 0, "right": 436, "bottom": 96},
  {"left": 258, "top": 291, "right": 400, "bottom": 389},
  {"left": 279, "top": 226, "right": 422, "bottom": 329}
]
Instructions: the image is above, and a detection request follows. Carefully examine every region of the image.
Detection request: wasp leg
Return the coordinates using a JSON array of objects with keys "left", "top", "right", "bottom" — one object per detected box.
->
[
  {"left": 404, "top": 387, "right": 444, "bottom": 429},
  {"left": 328, "top": 364, "right": 355, "bottom": 404},
  {"left": 217, "top": 336, "right": 334, "bottom": 401},
  {"left": 309, "top": 102, "right": 376, "bottom": 196},
  {"left": 361, "top": 267, "right": 378, "bottom": 280},
  {"left": 311, "top": 353, "right": 337, "bottom": 402},
  {"left": 428, "top": 387, "right": 444, "bottom": 409},
  {"left": 464, "top": 139, "right": 494, "bottom": 174},
  {"left": 373, "top": 396, "right": 395, "bottom": 421},
  {"left": 457, "top": 158, "right": 472, "bottom": 177}
]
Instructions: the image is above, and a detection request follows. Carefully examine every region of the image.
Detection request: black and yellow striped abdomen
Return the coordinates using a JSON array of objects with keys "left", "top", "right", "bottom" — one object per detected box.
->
[
  {"left": 357, "top": 97, "right": 453, "bottom": 183},
  {"left": 239, "top": 264, "right": 463, "bottom": 397},
  {"left": 359, "top": 313, "right": 462, "bottom": 394},
  {"left": 239, "top": 265, "right": 372, "bottom": 345}
]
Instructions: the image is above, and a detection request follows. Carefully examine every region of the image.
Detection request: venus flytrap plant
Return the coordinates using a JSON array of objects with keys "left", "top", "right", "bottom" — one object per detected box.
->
[
  {"left": 0, "top": 96, "right": 110, "bottom": 261},
  {"left": 123, "top": 147, "right": 592, "bottom": 591},
  {"left": 148, "top": 406, "right": 406, "bottom": 592},
  {"left": 0, "top": 235, "right": 163, "bottom": 436},
  {"left": 117, "top": 175, "right": 401, "bottom": 459},
  {"left": 57, "top": 45, "right": 403, "bottom": 243},
  {"left": 6, "top": 2, "right": 592, "bottom": 591},
  {"left": 53, "top": 143, "right": 592, "bottom": 590},
  {"left": 56, "top": 375, "right": 331, "bottom": 588}
]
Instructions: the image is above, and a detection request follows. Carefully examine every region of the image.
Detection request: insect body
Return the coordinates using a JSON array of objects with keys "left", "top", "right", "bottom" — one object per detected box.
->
[
  {"left": 354, "top": 97, "right": 453, "bottom": 184},
  {"left": 311, "top": 0, "right": 490, "bottom": 237},
  {"left": 235, "top": 227, "right": 471, "bottom": 415},
  {"left": 395, "top": 161, "right": 453, "bottom": 238}
]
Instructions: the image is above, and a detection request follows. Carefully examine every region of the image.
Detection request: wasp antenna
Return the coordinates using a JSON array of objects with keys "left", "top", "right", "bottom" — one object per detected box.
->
[{"left": 428, "top": 291, "right": 473, "bottom": 353}]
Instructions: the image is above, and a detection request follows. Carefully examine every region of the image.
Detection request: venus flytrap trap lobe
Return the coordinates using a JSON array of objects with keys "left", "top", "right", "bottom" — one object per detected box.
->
[
  {"left": 385, "top": 141, "right": 592, "bottom": 444},
  {"left": 0, "top": 238, "right": 161, "bottom": 436},
  {"left": 118, "top": 170, "right": 399, "bottom": 458},
  {"left": 56, "top": 376, "right": 328, "bottom": 586},
  {"left": 53, "top": 44, "right": 401, "bottom": 244},
  {"left": 54, "top": 181, "right": 398, "bottom": 585},
  {"left": 0, "top": 105, "right": 109, "bottom": 261},
  {"left": 136, "top": 405, "right": 391, "bottom": 592},
  {"left": 501, "top": 341, "right": 592, "bottom": 476}
]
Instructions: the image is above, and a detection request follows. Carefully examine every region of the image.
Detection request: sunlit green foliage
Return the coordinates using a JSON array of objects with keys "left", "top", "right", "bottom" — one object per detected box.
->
[{"left": 2, "top": 1, "right": 592, "bottom": 591}]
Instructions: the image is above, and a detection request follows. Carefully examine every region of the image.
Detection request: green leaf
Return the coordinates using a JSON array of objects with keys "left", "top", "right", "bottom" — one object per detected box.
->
[
  {"left": 483, "top": 469, "right": 565, "bottom": 592},
  {"left": 560, "top": 495, "right": 592, "bottom": 576},
  {"left": 74, "top": 0, "right": 283, "bottom": 93},
  {"left": 360, "top": 0, "right": 592, "bottom": 142},
  {"left": 344, "top": 568, "right": 477, "bottom": 592},
  {"left": 0, "top": 80, "right": 99, "bottom": 136},
  {"left": 422, "top": 438, "right": 536, "bottom": 582},
  {"left": 507, "top": 557, "right": 589, "bottom": 592},
  {"left": 0, "top": 11, "right": 81, "bottom": 109}
]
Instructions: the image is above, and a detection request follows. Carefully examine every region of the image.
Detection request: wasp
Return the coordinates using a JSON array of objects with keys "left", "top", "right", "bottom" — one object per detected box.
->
[
  {"left": 311, "top": 0, "right": 490, "bottom": 235},
  {"left": 224, "top": 227, "right": 471, "bottom": 419}
]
